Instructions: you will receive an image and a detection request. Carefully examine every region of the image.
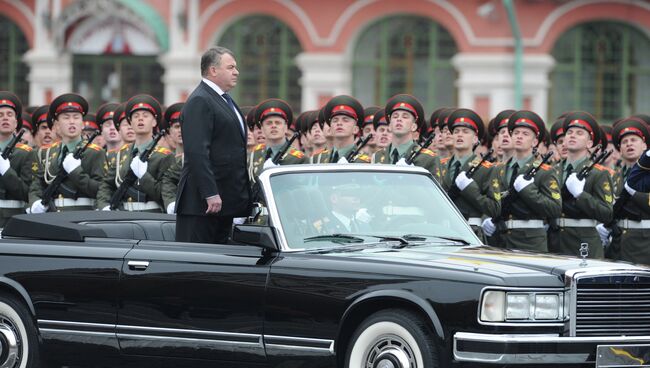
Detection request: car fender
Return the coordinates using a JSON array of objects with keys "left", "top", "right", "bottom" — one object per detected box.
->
[{"left": 0, "top": 276, "right": 35, "bottom": 316}]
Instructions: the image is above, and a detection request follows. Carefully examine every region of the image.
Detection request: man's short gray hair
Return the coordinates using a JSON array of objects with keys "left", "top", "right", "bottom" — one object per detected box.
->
[{"left": 200, "top": 47, "right": 235, "bottom": 77}]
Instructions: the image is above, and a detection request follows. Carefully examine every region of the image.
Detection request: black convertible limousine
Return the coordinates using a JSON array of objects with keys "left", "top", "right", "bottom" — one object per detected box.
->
[{"left": 0, "top": 165, "right": 648, "bottom": 368}]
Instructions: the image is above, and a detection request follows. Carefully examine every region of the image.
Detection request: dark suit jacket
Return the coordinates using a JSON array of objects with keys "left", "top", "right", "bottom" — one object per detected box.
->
[{"left": 176, "top": 81, "right": 251, "bottom": 217}]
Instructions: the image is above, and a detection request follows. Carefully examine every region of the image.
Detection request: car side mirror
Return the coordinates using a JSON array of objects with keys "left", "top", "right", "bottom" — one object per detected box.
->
[
  {"left": 232, "top": 224, "right": 278, "bottom": 251},
  {"left": 249, "top": 202, "right": 268, "bottom": 224}
]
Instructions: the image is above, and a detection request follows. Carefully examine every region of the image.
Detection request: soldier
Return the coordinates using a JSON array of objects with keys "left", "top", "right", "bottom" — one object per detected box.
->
[
  {"left": 549, "top": 112, "right": 613, "bottom": 258},
  {"left": 96, "top": 94, "right": 174, "bottom": 212},
  {"left": 306, "top": 111, "right": 328, "bottom": 163},
  {"left": 29, "top": 93, "right": 106, "bottom": 213},
  {"left": 372, "top": 94, "right": 439, "bottom": 178},
  {"left": 0, "top": 92, "right": 35, "bottom": 225},
  {"left": 96, "top": 103, "right": 122, "bottom": 170},
  {"left": 440, "top": 108, "right": 500, "bottom": 236},
  {"left": 20, "top": 114, "right": 34, "bottom": 148},
  {"left": 295, "top": 110, "right": 313, "bottom": 156},
  {"left": 240, "top": 106, "right": 256, "bottom": 153},
  {"left": 482, "top": 111, "right": 562, "bottom": 251},
  {"left": 248, "top": 99, "right": 307, "bottom": 183},
  {"left": 83, "top": 113, "right": 103, "bottom": 148},
  {"left": 438, "top": 108, "right": 456, "bottom": 160},
  {"left": 601, "top": 124, "right": 620, "bottom": 169},
  {"left": 312, "top": 96, "right": 370, "bottom": 164},
  {"left": 30, "top": 105, "right": 54, "bottom": 167},
  {"left": 596, "top": 118, "right": 649, "bottom": 263},
  {"left": 114, "top": 103, "right": 136, "bottom": 144},
  {"left": 161, "top": 102, "right": 184, "bottom": 215},
  {"left": 492, "top": 109, "right": 516, "bottom": 164},
  {"left": 550, "top": 115, "right": 568, "bottom": 162},
  {"left": 360, "top": 107, "right": 381, "bottom": 155},
  {"left": 371, "top": 108, "right": 391, "bottom": 153}
]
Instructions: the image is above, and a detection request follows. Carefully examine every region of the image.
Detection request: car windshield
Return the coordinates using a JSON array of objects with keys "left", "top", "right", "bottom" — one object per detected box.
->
[{"left": 268, "top": 170, "right": 480, "bottom": 250}]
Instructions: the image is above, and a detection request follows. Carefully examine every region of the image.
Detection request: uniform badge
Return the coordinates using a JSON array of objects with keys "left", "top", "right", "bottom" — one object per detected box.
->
[
  {"left": 603, "top": 182, "right": 611, "bottom": 193},
  {"left": 549, "top": 180, "right": 559, "bottom": 190},
  {"left": 492, "top": 178, "right": 499, "bottom": 190},
  {"left": 551, "top": 192, "right": 561, "bottom": 200},
  {"left": 31, "top": 162, "right": 38, "bottom": 173}
]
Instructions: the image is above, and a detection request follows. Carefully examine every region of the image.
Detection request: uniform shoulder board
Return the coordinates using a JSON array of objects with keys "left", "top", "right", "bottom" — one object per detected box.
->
[
  {"left": 87, "top": 143, "right": 102, "bottom": 151},
  {"left": 107, "top": 147, "right": 119, "bottom": 153},
  {"left": 120, "top": 143, "right": 130, "bottom": 151},
  {"left": 480, "top": 161, "right": 493, "bottom": 168},
  {"left": 420, "top": 148, "right": 436, "bottom": 157},
  {"left": 50, "top": 142, "right": 61, "bottom": 148},
  {"left": 16, "top": 143, "right": 32, "bottom": 152},
  {"left": 540, "top": 163, "right": 552, "bottom": 171},
  {"left": 155, "top": 147, "right": 173, "bottom": 155},
  {"left": 254, "top": 143, "right": 266, "bottom": 151},
  {"left": 356, "top": 154, "right": 371, "bottom": 163},
  {"left": 40, "top": 143, "right": 51, "bottom": 150},
  {"left": 593, "top": 164, "right": 610, "bottom": 172},
  {"left": 440, "top": 157, "right": 450, "bottom": 164},
  {"left": 289, "top": 148, "right": 304, "bottom": 158}
]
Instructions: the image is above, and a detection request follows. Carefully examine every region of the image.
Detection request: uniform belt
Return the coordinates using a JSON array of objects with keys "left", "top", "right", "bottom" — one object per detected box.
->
[
  {"left": 467, "top": 217, "right": 482, "bottom": 227},
  {"left": 54, "top": 197, "right": 94, "bottom": 207},
  {"left": 557, "top": 218, "right": 597, "bottom": 228},
  {"left": 619, "top": 219, "right": 650, "bottom": 229},
  {"left": 0, "top": 200, "right": 26, "bottom": 209},
  {"left": 122, "top": 201, "right": 161, "bottom": 211},
  {"left": 504, "top": 219, "right": 544, "bottom": 229}
]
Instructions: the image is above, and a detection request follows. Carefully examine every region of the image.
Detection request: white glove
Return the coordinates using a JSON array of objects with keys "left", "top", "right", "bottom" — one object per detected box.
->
[
  {"left": 513, "top": 175, "right": 534, "bottom": 192},
  {"left": 166, "top": 202, "right": 175, "bottom": 215},
  {"left": 233, "top": 217, "right": 246, "bottom": 225},
  {"left": 625, "top": 182, "right": 637, "bottom": 196},
  {"left": 130, "top": 157, "right": 148, "bottom": 179},
  {"left": 565, "top": 173, "right": 585, "bottom": 198},
  {"left": 62, "top": 153, "right": 81, "bottom": 174},
  {"left": 263, "top": 158, "right": 278, "bottom": 170},
  {"left": 596, "top": 223, "right": 611, "bottom": 245},
  {"left": 0, "top": 156, "right": 10, "bottom": 175},
  {"left": 482, "top": 218, "right": 496, "bottom": 237},
  {"left": 646, "top": 149, "right": 650, "bottom": 157},
  {"left": 30, "top": 200, "right": 48, "bottom": 214},
  {"left": 101, "top": 205, "right": 111, "bottom": 211},
  {"left": 355, "top": 208, "right": 372, "bottom": 223},
  {"left": 337, "top": 157, "right": 349, "bottom": 164},
  {"left": 395, "top": 157, "right": 413, "bottom": 166},
  {"left": 455, "top": 171, "right": 474, "bottom": 191}
]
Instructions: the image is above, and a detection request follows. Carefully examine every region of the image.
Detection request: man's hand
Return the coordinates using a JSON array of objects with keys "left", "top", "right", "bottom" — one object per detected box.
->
[{"left": 206, "top": 195, "right": 222, "bottom": 214}]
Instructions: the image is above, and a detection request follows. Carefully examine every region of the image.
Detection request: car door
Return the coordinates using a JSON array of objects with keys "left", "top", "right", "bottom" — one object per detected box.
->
[{"left": 117, "top": 239, "right": 272, "bottom": 364}]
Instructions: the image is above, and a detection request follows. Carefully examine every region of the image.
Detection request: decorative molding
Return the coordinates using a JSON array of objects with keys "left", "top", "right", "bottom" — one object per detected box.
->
[{"left": 1, "top": 0, "right": 35, "bottom": 22}]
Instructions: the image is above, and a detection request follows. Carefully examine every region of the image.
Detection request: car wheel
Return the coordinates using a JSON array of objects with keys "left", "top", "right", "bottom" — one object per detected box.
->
[
  {"left": 0, "top": 296, "right": 39, "bottom": 368},
  {"left": 345, "top": 309, "right": 438, "bottom": 368}
]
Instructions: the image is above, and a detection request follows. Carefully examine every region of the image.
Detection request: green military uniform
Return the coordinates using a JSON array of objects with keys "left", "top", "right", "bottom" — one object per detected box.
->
[
  {"left": 248, "top": 143, "right": 308, "bottom": 182},
  {"left": 161, "top": 153, "right": 182, "bottom": 212},
  {"left": 549, "top": 112, "right": 613, "bottom": 258},
  {"left": 313, "top": 145, "right": 370, "bottom": 164},
  {"left": 95, "top": 94, "right": 174, "bottom": 212},
  {"left": 96, "top": 102, "right": 121, "bottom": 170},
  {"left": 372, "top": 142, "right": 440, "bottom": 179},
  {"left": 28, "top": 94, "right": 107, "bottom": 212},
  {"left": 490, "top": 111, "right": 562, "bottom": 252}
]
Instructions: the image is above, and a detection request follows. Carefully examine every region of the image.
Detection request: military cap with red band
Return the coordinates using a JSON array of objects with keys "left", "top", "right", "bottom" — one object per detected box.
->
[
  {"left": 112, "top": 103, "right": 127, "bottom": 130},
  {"left": 21, "top": 113, "right": 32, "bottom": 133},
  {"left": 447, "top": 108, "right": 485, "bottom": 139},
  {"left": 507, "top": 110, "right": 544, "bottom": 139},
  {"left": 612, "top": 117, "right": 649, "bottom": 150},
  {"left": 429, "top": 107, "right": 449, "bottom": 131},
  {"left": 323, "top": 95, "right": 364, "bottom": 125},
  {"left": 95, "top": 103, "right": 120, "bottom": 127},
  {"left": 30, "top": 105, "right": 49, "bottom": 134},
  {"left": 83, "top": 114, "right": 99, "bottom": 131},
  {"left": 601, "top": 124, "right": 614, "bottom": 144},
  {"left": 126, "top": 94, "right": 162, "bottom": 125},
  {"left": 164, "top": 102, "right": 185, "bottom": 128},
  {"left": 255, "top": 99, "right": 293, "bottom": 126},
  {"left": 562, "top": 111, "right": 599, "bottom": 141},
  {"left": 385, "top": 94, "right": 425, "bottom": 132},
  {"left": 0, "top": 91, "right": 22, "bottom": 126},
  {"left": 550, "top": 113, "right": 568, "bottom": 144},
  {"left": 47, "top": 93, "right": 88, "bottom": 128},
  {"left": 362, "top": 106, "right": 381, "bottom": 128},
  {"left": 372, "top": 108, "right": 388, "bottom": 130}
]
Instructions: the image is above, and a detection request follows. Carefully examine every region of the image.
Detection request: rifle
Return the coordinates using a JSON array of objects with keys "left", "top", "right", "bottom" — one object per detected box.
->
[
  {"left": 345, "top": 133, "right": 372, "bottom": 161},
  {"left": 448, "top": 149, "right": 494, "bottom": 200},
  {"left": 494, "top": 151, "right": 554, "bottom": 233},
  {"left": 108, "top": 130, "right": 166, "bottom": 210},
  {"left": 405, "top": 133, "right": 435, "bottom": 165},
  {"left": 560, "top": 148, "right": 612, "bottom": 217},
  {"left": 271, "top": 132, "right": 300, "bottom": 165},
  {"left": 41, "top": 131, "right": 101, "bottom": 209},
  {"left": 2, "top": 129, "right": 25, "bottom": 160}
]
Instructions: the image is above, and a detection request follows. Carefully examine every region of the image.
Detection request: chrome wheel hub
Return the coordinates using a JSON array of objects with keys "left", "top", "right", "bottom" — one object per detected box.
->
[
  {"left": 0, "top": 322, "right": 19, "bottom": 368},
  {"left": 366, "top": 335, "right": 415, "bottom": 368}
]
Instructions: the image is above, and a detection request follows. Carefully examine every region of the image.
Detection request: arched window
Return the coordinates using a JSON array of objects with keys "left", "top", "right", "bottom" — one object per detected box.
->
[
  {"left": 353, "top": 16, "right": 457, "bottom": 110},
  {"left": 550, "top": 22, "right": 650, "bottom": 122},
  {"left": 218, "top": 15, "right": 303, "bottom": 110},
  {"left": 0, "top": 15, "right": 30, "bottom": 104}
]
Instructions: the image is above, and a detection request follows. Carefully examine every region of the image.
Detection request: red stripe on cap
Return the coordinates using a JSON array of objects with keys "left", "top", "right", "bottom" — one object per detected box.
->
[
  {"left": 392, "top": 102, "right": 418, "bottom": 119},
  {"left": 118, "top": 111, "right": 126, "bottom": 121},
  {"left": 260, "top": 107, "right": 287, "bottom": 121},
  {"left": 101, "top": 111, "right": 114, "bottom": 122},
  {"left": 84, "top": 121, "right": 99, "bottom": 130},
  {"left": 620, "top": 126, "right": 645, "bottom": 141},
  {"left": 131, "top": 102, "right": 157, "bottom": 116},
  {"left": 567, "top": 119, "right": 594, "bottom": 139},
  {"left": 606, "top": 133, "right": 613, "bottom": 142},
  {"left": 55, "top": 101, "right": 84, "bottom": 115},
  {"left": 37, "top": 113, "right": 48, "bottom": 124},
  {"left": 364, "top": 115, "right": 374, "bottom": 124},
  {"left": 331, "top": 105, "right": 358, "bottom": 120},
  {"left": 0, "top": 99, "right": 16, "bottom": 109},
  {"left": 22, "top": 120, "right": 33, "bottom": 130},
  {"left": 452, "top": 117, "right": 478, "bottom": 132},
  {"left": 169, "top": 111, "right": 181, "bottom": 121},
  {"left": 513, "top": 118, "right": 539, "bottom": 135},
  {"left": 498, "top": 118, "right": 509, "bottom": 129},
  {"left": 556, "top": 127, "right": 564, "bottom": 136}
]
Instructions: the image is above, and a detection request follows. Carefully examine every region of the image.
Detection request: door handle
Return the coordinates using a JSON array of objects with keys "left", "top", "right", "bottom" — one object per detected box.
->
[{"left": 127, "top": 260, "right": 150, "bottom": 271}]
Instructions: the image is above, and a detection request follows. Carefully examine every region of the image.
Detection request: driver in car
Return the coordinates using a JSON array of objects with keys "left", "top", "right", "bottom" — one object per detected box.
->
[{"left": 313, "top": 183, "right": 372, "bottom": 234}]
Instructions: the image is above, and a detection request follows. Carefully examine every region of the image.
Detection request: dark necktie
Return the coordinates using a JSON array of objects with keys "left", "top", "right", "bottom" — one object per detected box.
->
[
  {"left": 222, "top": 93, "right": 243, "bottom": 133},
  {"left": 509, "top": 163, "right": 519, "bottom": 187},
  {"left": 265, "top": 148, "right": 273, "bottom": 160},
  {"left": 565, "top": 163, "right": 573, "bottom": 183},
  {"left": 331, "top": 150, "right": 339, "bottom": 163},
  {"left": 452, "top": 160, "right": 461, "bottom": 180},
  {"left": 132, "top": 148, "right": 139, "bottom": 160},
  {"left": 391, "top": 149, "right": 399, "bottom": 164},
  {"left": 59, "top": 145, "right": 69, "bottom": 165}
]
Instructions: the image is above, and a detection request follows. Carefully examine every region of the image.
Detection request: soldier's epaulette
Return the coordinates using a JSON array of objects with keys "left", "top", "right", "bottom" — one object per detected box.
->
[
  {"left": 288, "top": 148, "right": 304, "bottom": 159},
  {"left": 120, "top": 143, "right": 130, "bottom": 151},
  {"left": 254, "top": 143, "right": 266, "bottom": 151},
  {"left": 107, "top": 147, "right": 119, "bottom": 153},
  {"left": 420, "top": 148, "right": 436, "bottom": 157},
  {"left": 440, "top": 157, "right": 450, "bottom": 164},
  {"left": 50, "top": 141, "right": 61, "bottom": 148},
  {"left": 155, "top": 147, "right": 173, "bottom": 155},
  {"left": 313, "top": 149, "right": 329, "bottom": 157},
  {"left": 87, "top": 143, "right": 102, "bottom": 152},
  {"left": 594, "top": 164, "right": 615, "bottom": 176},
  {"left": 356, "top": 154, "right": 371, "bottom": 163},
  {"left": 40, "top": 143, "right": 52, "bottom": 150},
  {"left": 480, "top": 161, "right": 493, "bottom": 168},
  {"left": 593, "top": 164, "right": 607, "bottom": 172},
  {"left": 540, "top": 163, "right": 552, "bottom": 171},
  {"left": 16, "top": 143, "right": 32, "bottom": 152}
]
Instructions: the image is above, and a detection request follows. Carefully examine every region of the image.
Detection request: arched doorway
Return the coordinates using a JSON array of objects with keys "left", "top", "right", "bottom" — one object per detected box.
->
[
  {"left": 0, "top": 15, "right": 30, "bottom": 104},
  {"left": 352, "top": 15, "right": 458, "bottom": 110},
  {"left": 549, "top": 21, "right": 650, "bottom": 122},
  {"left": 217, "top": 15, "right": 303, "bottom": 110}
]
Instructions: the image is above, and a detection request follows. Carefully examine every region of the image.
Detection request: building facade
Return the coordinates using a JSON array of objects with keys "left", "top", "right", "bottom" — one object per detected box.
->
[{"left": 1, "top": 0, "right": 650, "bottom": 123}]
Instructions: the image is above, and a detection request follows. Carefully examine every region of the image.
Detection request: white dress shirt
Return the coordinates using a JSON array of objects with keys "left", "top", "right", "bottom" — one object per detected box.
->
[{"left": 202, "top": 78, "right": 245, "bottom": 134}]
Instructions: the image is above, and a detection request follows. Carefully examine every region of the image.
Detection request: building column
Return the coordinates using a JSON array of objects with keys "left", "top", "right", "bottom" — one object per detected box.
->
[
  {"left": 452, "top": 53, "right": 555, "bottom": 122},
  {"left": 295, "top": 52, "right": 351, "bottom": 110}
]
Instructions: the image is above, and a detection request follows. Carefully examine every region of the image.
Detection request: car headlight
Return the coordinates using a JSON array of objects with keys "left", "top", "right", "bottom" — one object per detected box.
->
[{"left": 480, "top": 290, "right": 566, "bottom": 322}]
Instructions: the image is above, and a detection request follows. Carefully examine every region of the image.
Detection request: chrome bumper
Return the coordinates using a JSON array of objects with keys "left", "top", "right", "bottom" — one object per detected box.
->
[{"left": 454, "top": 332, "right": 650, "bottom": 365}]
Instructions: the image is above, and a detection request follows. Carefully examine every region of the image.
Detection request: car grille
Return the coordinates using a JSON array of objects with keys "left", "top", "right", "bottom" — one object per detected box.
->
[{"left": 575, "top": 273, "right": 650, "bottom": 336}]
